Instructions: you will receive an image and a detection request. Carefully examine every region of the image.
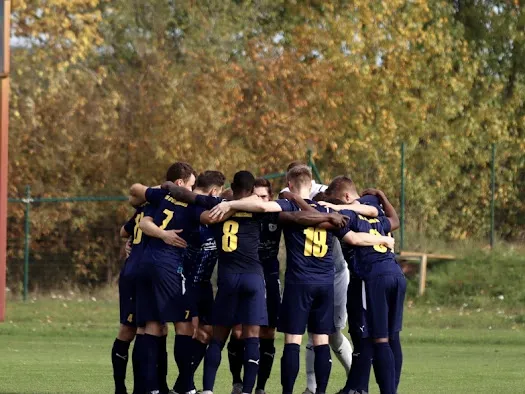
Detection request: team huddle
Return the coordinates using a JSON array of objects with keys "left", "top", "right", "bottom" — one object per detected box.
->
[{"left": 111, "top": 161, "right": 406, "bottom": 394}]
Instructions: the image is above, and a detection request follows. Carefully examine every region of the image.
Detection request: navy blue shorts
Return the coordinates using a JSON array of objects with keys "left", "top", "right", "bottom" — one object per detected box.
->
[
  {"left": 186, "top": 281, "right": 214, "bottom": 326},
  {"left": 278, "top": 283, "right": 335, "bottom": 335},
  {"left": 135, "top": 263, "right": 193, "bottom": 327},
  {"left": 347, "top": 274, "right": 365, "bottom": 336},
  {"left": 119, "top": 273, "right": 136, "bottom": 327},
  {"left": 212, "top": 273, "right": 268, "bottom": 327},
  {"left": 363, "top": 274, "right": 406, "bottom": 338},
  {"left": 264, "top": 273, "right": 281, "bottom": 328}
]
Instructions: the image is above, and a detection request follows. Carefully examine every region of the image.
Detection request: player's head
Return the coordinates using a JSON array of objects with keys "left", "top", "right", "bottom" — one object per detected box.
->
[
  {"left": 253, "top": 177, "right": 272, "bottom": 202},
  {"left": 231, "top": 170, "right": 255, "bottom": 199},
  {"left": 220, "top": 188, "right": 234, "bottom": 200},
  {"left": 165, "top": 162, "right": 196, "bottom": 191},
  {"left": 313, "top": 192, "right": 345, "bottom": 205},
  {"left": 287, "top": 161, "right": 306, "bottom": 172},
  {"left": 195, "top": 170, "right": 226, "bottom": 196},
  {"left": 326, "top": 175, "right": 359, "bottom": 203},
  {"left": 286, "top": 165, "right": 312, "bottom": 194}
]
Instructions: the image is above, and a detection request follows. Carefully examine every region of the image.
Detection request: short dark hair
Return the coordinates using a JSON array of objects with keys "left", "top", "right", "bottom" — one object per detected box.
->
[
  {"left": 196, "top": 170, "right": 226, "bottom": 191},
  {"left": 326, "top": 175, "right": 356, "bottom": 198},
  {"left": 313, "top": 192, "right": 344, "bottom": 205},
  {"left": 166, "top": 162, "right": 195, "bottom": 182},
  {"left": 254, "top": 177, "right": 272, "bottom": 196},
  {"left": 287, "top": 165, "right": 312, "bottom": 188},
  {"left": 231, "top": 170, "right": 255, "bottom": 194},
  {"left": 287, "top": 161, "right": 306, "bottom": 172}
]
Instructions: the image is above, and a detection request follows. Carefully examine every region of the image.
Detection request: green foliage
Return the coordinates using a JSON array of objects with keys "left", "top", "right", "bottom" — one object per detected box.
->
[
  {"left": 407, "top": 248, "right": 525, "bottom": 312},
  {"left": 7, "top": 0, "right": 525, "bottom": 288}
]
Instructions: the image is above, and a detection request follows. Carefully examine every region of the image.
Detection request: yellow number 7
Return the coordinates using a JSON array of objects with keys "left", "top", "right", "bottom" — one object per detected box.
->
[{"left": 160, "top": 209, "right": 174, "bottom": 229}]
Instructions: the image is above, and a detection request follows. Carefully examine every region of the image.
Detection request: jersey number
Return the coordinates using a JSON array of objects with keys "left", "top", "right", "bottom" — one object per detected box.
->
[
  {"left": 222, "top": 220, "right": 239, "bottom": 252},
  {"left": 160, "top": 209, "right": 174, "bottom": 229},
  {"left": 132, "top": 212, "right": 145, "bottom": 245},
  {"left": 303, "top": 227, "right": 328, "bottom": 257},
  {"left": 370, "top": 229, "right": 387, "bottom": 253}
]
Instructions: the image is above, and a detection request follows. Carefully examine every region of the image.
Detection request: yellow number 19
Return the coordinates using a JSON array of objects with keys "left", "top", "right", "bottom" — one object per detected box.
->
[
  {"left": 303, "top": 227, "right": 328, "bottom": 257},
  {"left": 222, "top": 220, "right": 239, "bottom": 252}
]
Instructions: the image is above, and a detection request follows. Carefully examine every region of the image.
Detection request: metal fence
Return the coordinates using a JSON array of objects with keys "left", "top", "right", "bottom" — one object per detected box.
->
[{"left": 6, "top": 144, "right": 518, "bottom": 300}]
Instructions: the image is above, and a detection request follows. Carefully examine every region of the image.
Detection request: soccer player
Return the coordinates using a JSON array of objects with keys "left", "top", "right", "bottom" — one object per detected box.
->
[
  {"left": 279, "top": 163, "right": 377, "bottom": 394},
  {"left": 322, "top": 180, "right": 403, "bottom": 394},
  {"left": 171, "top": 170, "right": 226, "bottom": 394},
  {"left": 208, "top": 165, "right": 395, "bottom": 394},
  {"left": 113, "top": 164, "right": 190, "bottom": 394},
  {"left": 136, "top": 162, "right": 201, "bottom": 394},
  {"left": 253, "top": 178, "right": 282, "bottom": 394}
]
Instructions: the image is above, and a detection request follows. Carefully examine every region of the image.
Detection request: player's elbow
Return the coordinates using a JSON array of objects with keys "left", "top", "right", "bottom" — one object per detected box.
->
[{"left": 390, "top": 217, "right": 400, "bottom": 231}]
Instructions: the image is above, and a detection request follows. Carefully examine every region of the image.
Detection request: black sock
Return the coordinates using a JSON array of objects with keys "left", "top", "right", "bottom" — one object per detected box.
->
[
  {"left": 227, "top": 336, "right": 244, "bottom": 385},
  {"left": 175, "top": 334, "right": 196, "bottom": 393},
  {"left": 158, "top": 335, "right": 168, "bottom": 393},
  {"left": 203, "top": 338, "right": 224, "bottom": 391},
  {"left": 313, "top": 344, "right": 332, "bottom": 394},
  {"left": 112, "top": 338, "right": 131, "bottom": 394},
  {"left": 256, "top": 338, "right": 275, "bottom": 391},
  {"left": 281, "top": 343, "right": 300, "bottom": 394},
  {"left": 242, "top": 337, "right": 260, "bottom": 393},
  {"left": 344, "top": 336, "right": 373, "bottom": 393},
  {"left": 373, "top": 342, "right": 396, "bottom": 394},
  {"left": 192, "top": 339, "right": 208, "bottom": 373},
  {"left": 132, "top": 334, "right": 145, "bottom": 394},
  {"left": 143, "top": 334, "right": 160, "bottom": 393},
  {"left": 389, "top": 334, "right": 403, "bottom": 391}
]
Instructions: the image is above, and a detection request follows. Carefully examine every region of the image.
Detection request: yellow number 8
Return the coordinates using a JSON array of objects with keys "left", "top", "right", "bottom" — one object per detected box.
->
[
  {"left": 370, "top": 229, "right": 387, "bottom": 253},
  {"left": 222, "top": 220, "right": 239, "bottom": 252}
]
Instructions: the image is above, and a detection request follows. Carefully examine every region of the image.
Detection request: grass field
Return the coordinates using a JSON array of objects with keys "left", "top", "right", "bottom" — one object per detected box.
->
[{"left": 1, "top": 292, "right": 525, "bottom": 394}]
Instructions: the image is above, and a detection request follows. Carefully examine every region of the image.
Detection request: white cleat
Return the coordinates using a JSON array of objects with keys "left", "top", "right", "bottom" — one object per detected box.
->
[{"left": 302, "top": 389, "right": 315, "bottom": 394}]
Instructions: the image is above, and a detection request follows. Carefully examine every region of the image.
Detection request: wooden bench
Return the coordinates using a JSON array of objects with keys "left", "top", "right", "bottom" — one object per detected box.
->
[{"left": 396, "top": 251, "right": 456, "bottom": 296}]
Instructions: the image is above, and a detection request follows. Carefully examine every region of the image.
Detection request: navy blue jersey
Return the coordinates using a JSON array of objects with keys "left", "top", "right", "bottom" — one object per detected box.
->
[
  {"left": 122, "top": 203, "right": 157, "bottom": 276},
  {"left": 141, "top": 194, "right": 206, "bottom": 271},
  {"left": 195, "top": 194, "right": 224, "bottom": 209},
  {"left": 341, "top": 195, "right": 383, "bottom": 276},
  {"left": 183, "top": 223, "right": 218, "bottom": 283},
  {"left": 210, "top": 211, "right": 265, "bottom": 276},
  {"left": 258, "top": 213, "right": 282, "bottom": 275},
  {"left": 338, "top": 210, "right": 398, "bottom": 280},
  {"left": 276, "top": 199, "right": 334, "bottom": 285}
]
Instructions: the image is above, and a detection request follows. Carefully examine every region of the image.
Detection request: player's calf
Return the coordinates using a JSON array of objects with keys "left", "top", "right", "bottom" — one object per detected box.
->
[
  {"left": 256, "top": 327, "right": 276, "bottom": 393},
  {"left": 311, "top": 334, "right": 332, "bottom": 394},
  {"left": 112, "top": 324, "right": 136, "bottom": 394},
  {"left": 371, "top": 338, "right": 396, "bottom": 394}
]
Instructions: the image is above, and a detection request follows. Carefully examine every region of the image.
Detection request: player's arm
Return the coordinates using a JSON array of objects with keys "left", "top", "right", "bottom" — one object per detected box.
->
[
  {"left": 129, "top": 183, "right": 148, "bottom": 206},
  {"left": 280, "top": 190, "right": 316, "bottom": 212},
  {"left": 341, "top": 230, "right": 395, "bottom": 249},
  {"left": 163, "top": 182, "right": 199, "bottom": 204},
  {"left": 139, "top": 216, "right": 188, "bottom": 248},
  {"left": 318, "top": 201, "right": 379, "bottom": 217},
  {"left": 120, "top": 225, "right": 131, "bottom": 238},
  {"left": 278, "top": 211, "right": 348, "bottom": 228},
  {"left": 361, "top": 189, "right": 399, "bottom": 230},
  {"left": 209, "top": 200, "right": 282, "bottom": 220},
  {"left": 129, "top": 183, "right": 163, "bottom": 206},
  {"left": 199, "top": 210, "right": 237, "bottom": 225}
]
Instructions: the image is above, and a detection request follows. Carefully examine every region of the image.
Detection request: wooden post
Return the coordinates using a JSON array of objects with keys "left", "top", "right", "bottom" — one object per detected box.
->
[{"left": 418, "top": 254, "right": 428, "bottom": 296}]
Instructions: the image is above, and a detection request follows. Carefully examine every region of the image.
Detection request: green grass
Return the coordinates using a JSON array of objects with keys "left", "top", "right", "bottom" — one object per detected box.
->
[{"left": 1, "top": 294, "right": 525, "bottom": 393}]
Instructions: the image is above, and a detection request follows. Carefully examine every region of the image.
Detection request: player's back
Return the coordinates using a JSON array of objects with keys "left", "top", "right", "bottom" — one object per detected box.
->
[
  {"left": 339, "top": 210, "right": 400, "bottom": 281},
  {"left": 258, "top": 213, "right": 281, "bottom": 276},
  {"left": 143, "top": 194, "right": 203, "bottom": 268},
  {"left": 211, "top": 211, "right": 264, "bottom": 276},
  {"left": 279, "top": 199, "right": 335, "bottom": 284},
  {"left": 183, "top": 223, "right": 218, "bottom": 284}
]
